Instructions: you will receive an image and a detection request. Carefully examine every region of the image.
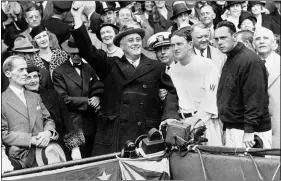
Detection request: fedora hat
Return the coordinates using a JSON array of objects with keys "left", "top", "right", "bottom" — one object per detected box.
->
[
  {"left": 225, "top": 1, "right": 245, "bottom": 9},
  {"left": 170, "top": 3, "right": 192, "bottom": 20},
  {"left": 12, "top": 36, "right": 39, "bottom": 53},
  {"left": 147, "top": 32, "right": 172, "bottom": 51},
  {"left": 61, "top": 36, "right": 79, "bottom": 54},
  {"left": 247, "top": 1, "right": 266, "bottom": 11},
  {"left": 96, "top": 1, "right": 116, "bottom": 15},
  {"left": 238, "top": 11, "right": 257, "bottom": 29},
  {"left": 113, "top": 25, "right": 145, "bottom": 47},
  {"left": 35, "top": 142, "right": 66, "bottom": 166},
  {"left": 96, "top": 23, "right": 119, "bottom": 42}
]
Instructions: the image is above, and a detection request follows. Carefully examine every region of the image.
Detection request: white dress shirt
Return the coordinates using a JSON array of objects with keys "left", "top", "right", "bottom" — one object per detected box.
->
[
  {"left": 69, "top": 58, "right": 81, "bottom": 76},
  {"left": 194, "top": 47, "right": 207, "bottom": 57},
  {"left": 9, "top": 85, "right": 27, "bottom": 106},
  {"left": 126, "top": 57, "right": 140, "bottom": 68}
]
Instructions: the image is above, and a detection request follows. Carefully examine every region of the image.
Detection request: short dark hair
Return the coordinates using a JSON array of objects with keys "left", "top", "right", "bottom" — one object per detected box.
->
[
  {"left": 170, "top": 28, "right": 192, "bottom": 42},
  {"left": 216, "top": 20, "right": 237, "bottom": 35},
  {"left": 24, "top": 3, "right": 41, "bottom": 17},
  {"left": 235, "top": 30, "right": 254, "bottom": 44}
]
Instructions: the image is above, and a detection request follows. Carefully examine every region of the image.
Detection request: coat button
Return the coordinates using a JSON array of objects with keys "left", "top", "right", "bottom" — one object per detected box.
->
[
  {"left": 140, "top": 103, "right": 143, "bottom": 107},
  {"left": 143, "top": 84, "right": 147, "bottom": 88},
  {"left": 137, "top": 122, "right": 142, "bottom": 126}
]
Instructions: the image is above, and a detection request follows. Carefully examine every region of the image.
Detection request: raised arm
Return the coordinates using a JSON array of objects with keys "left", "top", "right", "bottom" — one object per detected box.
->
[{"left": 71, "top": 2, "right": 115, "bottom": 81}]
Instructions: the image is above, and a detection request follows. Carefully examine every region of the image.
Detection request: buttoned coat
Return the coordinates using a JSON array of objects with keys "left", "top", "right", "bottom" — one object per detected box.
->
[
  {"left": 72, "top": 25, "right": 179, "bottom": 156},
  {"left": 266, "top": 52, "right": 280, "bottom": 148},
  {"left": 52, "top": 60, "right": 103, "bottom": 153},
  {"left": 1, "top": 88, "right": 56, "bottom": 167}
]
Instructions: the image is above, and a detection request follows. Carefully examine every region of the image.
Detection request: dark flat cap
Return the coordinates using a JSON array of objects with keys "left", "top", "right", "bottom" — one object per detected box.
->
[{"left": 53, "top": 1, "right": 72, "bottom": 12}]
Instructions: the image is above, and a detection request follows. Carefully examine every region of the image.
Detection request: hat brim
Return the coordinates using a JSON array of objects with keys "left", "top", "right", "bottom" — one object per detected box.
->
[
  {"left": 113, "top": 28, "right": 145, "bottom": 47},
  {"left": 238, "top": 16, "right": 257, "bottom": 29},
  {"left": 96, "top": 24, "right": 119, "bottom": 42},
  {"left": 225, "top": 1, "right": 245, "bottom": 9},
  {"left": 61, "top": 40, "right": 79, "bottom": 53},
  {"left": 152, "top": 42, "right": 173, "bottom": 50},
  {"left": 170, "top": 9, "right": 192, "bottom": 20},
  {"left": 12, "top": 48, "right": 40, "bottom": 53}
]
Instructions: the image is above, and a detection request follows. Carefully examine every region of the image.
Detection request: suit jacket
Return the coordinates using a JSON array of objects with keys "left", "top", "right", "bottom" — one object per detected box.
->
[
  {"left": 72, "top": 24, "right": 179, "bottom": 156},
  {"left": 1, "top": 88, "right": 56, "bottom": 162},
  {"left": 266, "top": 52, "right": 280, "bottom": 148},
  {"left": 262, "top": 10, "right": 281, "bottom": 35},
  {"left": 52, "top": 60, "right": 103, "bottom": 138},
  {"left": 43, "top": 18, "right": 71, "bottom": 45}
]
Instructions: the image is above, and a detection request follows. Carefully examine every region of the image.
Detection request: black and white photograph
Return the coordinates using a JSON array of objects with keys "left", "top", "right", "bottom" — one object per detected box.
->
[{"left": 1, "top": 1, "right": 280, "bottom": 180}]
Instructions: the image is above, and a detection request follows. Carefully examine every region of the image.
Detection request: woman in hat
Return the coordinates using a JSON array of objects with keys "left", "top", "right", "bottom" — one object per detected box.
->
[
  {"left": 248, "top": 1, "right": 266, "bottom": 28},
  {"left": 168, "top": 1, "right": 192, "bottom": 33},
  {"left": 24, "top": 66, "right": 72, "bottom": 161},
  {"left": 238, "top": 11, "right": 257, "bottom": 32},
  {"left": 221, "top": 1, "right": 244, "bottom": 30},
  {"left": 29, "top": 24, "right": 68, "bottom": 79},
  {"left": 148, "top": 1, "right": 173, "bottom": 33},
  {"left": 96, "top": 23, "right": 124, "bottom": 58}
]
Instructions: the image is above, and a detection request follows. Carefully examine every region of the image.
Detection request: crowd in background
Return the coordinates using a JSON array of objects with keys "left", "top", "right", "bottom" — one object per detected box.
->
[{"left": 1, "top": 1, "right": 280, "bottom": 173}]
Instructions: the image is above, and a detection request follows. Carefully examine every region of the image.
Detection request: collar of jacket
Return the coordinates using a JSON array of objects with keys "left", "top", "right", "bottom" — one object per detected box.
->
[{"left": 227, "top": 42, "right": 245, "bottom": 59}]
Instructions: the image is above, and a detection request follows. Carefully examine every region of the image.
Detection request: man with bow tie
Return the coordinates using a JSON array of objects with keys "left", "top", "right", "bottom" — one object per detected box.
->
[
  {"left": 52, "top": 36, "right": 104, "bottom": 159},
  {"left": 70, "top": 2, "right": 179, "bottom": 156}
]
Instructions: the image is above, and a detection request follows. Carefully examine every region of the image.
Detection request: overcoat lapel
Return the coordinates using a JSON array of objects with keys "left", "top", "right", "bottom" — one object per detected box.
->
[
  {"left": 65, "top": 61, "right": 83, "bottom": 89},
  {"left": 81, "top": 63, "right": 90, "bottom": 95},
  {"left": 268, "top": 54, "right": 280, "bottom": 88}
]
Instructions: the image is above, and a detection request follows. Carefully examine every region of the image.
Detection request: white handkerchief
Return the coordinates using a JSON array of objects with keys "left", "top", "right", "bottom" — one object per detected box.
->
[{"left": 36, "top": 105, "right": 41, "bottom": 110}]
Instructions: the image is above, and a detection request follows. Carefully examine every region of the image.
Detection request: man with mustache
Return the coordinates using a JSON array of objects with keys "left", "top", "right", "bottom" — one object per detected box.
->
[
  {"left": 70, "top": 2, "right": 179, "bottom": 156},
  {"left": 214, "top": 21, "right": 272, "bottom": 149},
  {"left": 191, "top": 23, "right": 226, "bottom": 73}
]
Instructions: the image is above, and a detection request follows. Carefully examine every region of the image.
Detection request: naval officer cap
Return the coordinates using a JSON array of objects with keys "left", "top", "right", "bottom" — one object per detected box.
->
[{"left": 147, "top": 32, "right": 172, "bottom": 51}]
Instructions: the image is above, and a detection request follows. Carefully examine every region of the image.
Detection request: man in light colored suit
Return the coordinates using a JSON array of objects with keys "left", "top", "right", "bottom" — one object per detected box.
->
[
  {"left": 254, "top": 27, "right": 280, "bottom": 148},
  {"left": 191, "top": 23, "right": 226, "bottom": 73},
  {"left": 1, "top": 55, "right": 61, "bottom": 169}
]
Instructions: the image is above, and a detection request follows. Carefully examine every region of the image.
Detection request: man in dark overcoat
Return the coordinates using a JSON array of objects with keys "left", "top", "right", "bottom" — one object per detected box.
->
[
  {"left": 52, "top": 36, "right": 104, "bottom": 158},
  {"left": 70, "top": 2, "right": 179, "bottom": 156}
]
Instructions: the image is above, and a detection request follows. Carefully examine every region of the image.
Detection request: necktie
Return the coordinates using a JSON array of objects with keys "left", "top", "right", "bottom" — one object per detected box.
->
[
  {"left": 200, "top": 50, "right": 204, "bottom": 57},
  {"left": 131, "top": 60, "right": 137, "bottom": 68},
  {"left": 19, "top": 91, "right": 27, "bottom": 106}
]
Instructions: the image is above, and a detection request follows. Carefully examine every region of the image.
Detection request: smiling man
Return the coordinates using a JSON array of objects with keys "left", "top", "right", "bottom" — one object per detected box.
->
[
  {"left": 214, "top": 21, "right": 272, "bottom": 149},
  {"left": 70, "top": 2, "right": 179, "bottom": 156},
  {"left": 191, "top": 23, "right": 226, "bottom": 72}
]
